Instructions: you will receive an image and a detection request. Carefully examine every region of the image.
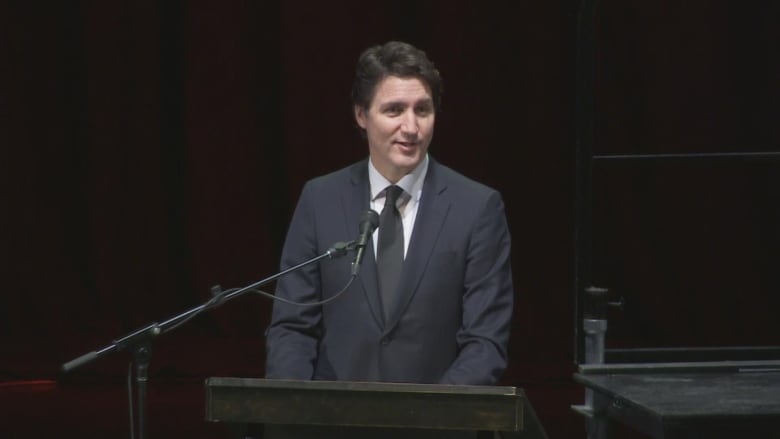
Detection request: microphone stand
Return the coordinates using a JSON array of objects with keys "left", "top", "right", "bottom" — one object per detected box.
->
[{"left": 61, "top": 241, "right": 354, "bottom": 439}]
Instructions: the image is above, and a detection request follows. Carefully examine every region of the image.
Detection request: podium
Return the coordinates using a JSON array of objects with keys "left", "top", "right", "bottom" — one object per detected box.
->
[{"left": 205, "top": 377, "right": 547, "bottom": 438}]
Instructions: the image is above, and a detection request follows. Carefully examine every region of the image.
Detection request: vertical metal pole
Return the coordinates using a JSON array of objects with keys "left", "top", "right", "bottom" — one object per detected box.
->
[
  {"left": 133, "top": 343, "right": 152, "bottom": 439},
  {"left": 573, "top": 0, "right": 610, "bottom": 432},
  {"left": 583, "top": 286, "right": 609, "bottom": 438},
  {"left": 571, "top": 286, "right": 610, "bottom": 439},
  {"left": 574, "top": 0, "right": 598, "bottom": 366}
]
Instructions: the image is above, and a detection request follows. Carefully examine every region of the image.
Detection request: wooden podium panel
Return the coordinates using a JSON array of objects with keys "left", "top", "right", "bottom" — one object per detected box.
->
[{"left": 205, "top": 377, "right": 546, "bottom": 438}]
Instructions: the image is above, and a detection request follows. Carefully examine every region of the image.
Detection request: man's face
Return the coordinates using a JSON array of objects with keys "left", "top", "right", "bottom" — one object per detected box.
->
[{"left": 355, "top": 76, "right": 435, "bottom": 183}]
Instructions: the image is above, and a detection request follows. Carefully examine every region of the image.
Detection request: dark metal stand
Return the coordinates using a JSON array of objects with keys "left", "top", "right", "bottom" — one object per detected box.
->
[
  {"left": 132, "top": 343, "right": 152, "bottom": 439},
  {"left": 571, "top": 0, "right": 780, "bottom": 436},
  {"left": 61, "top": 241, "right": 354, "bottom": 439}
]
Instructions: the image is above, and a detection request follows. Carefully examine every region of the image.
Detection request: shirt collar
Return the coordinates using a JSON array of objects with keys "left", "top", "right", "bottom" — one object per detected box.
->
[{"left": 368, "top": 154, "right": 429, "bottom": 202}]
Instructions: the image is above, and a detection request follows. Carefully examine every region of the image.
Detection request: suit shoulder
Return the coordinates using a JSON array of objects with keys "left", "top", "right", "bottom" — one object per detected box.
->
[{"left": 432, "top": 160, "right": 502, "bottom": 198}]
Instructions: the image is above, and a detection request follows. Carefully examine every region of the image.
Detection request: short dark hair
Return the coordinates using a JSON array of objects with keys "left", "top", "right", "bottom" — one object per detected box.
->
[{"left": 351, "top": 41, "right": 442, "bottom": 112}]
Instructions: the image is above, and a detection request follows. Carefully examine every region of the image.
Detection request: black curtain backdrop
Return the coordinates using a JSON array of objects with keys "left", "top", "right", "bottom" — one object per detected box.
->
[{"left": 1, "top": 1, "right": 777, "bottom": 438}]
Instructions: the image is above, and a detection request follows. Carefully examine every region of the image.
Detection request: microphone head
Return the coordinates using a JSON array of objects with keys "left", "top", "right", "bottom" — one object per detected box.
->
[
  {"left": 355, "top": 210, "right": 380, "bottom": 249},
  {"left": 360, "top": 209, "right": 380, "bottom": 233}
]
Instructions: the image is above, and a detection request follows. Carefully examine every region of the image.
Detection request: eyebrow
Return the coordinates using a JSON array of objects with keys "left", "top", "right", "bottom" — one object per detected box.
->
[{"left": 378, "top": 98, "right": 434, "bottom": 109}]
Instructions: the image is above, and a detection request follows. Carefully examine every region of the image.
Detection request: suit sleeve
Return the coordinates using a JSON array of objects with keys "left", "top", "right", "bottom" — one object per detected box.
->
[
  {"left": 439, "top": 190, "right": 514, "bottom": 385},
  {"left": 264, "top": 182, "right": 322, "bottom": 379}
]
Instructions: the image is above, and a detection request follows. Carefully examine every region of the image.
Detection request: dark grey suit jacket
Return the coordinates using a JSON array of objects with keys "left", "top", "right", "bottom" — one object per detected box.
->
[{"left": 265, "top": 157, "right": 514, "bottom": 385}]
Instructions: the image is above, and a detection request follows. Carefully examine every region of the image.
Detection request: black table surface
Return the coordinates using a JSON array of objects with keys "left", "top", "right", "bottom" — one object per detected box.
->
[
  {"left": 574, "top": 361, "right": 780, "bottom": 438},
  {"left": 575, "top": 370, "right": 780, "bottom": 419}
]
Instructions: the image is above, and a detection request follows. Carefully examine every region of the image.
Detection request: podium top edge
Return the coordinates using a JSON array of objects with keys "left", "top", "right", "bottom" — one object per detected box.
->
[{"left": 205, "top": 377, "right": 521, "bottom": 396}]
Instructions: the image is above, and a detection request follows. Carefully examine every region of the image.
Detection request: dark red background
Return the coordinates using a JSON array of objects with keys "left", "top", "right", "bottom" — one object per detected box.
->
[{"left": 1, "top": 2, "right": 777, "bottom": 437}]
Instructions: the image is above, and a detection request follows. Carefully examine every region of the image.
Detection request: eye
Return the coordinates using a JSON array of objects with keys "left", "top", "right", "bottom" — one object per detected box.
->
[
  {"left": 415, "top": 104, "right": 433, "bottom": 116},
  {"left": 383, "top": 105, "right": 403, "bottom": 116}
]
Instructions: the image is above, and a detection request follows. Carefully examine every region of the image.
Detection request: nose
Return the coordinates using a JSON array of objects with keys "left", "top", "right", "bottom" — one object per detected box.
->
[{"left": 400, "top": 110, "right": 419, "bottom": 135}]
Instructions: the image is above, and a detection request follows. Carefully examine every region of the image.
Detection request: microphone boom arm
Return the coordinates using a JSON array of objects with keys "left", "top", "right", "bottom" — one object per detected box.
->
[{"left": 62, "top": 240, "right": 354, "bottom": 373}]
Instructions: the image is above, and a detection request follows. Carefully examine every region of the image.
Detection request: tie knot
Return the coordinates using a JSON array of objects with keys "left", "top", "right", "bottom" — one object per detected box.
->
[{"left": 384, "top": 185, "right": 404, "bottom": 207}]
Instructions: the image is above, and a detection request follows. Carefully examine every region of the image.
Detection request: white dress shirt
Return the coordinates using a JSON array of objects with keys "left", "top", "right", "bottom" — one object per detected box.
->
[{"left": 367, "top": 154, "right": 429, "bottom": 259}]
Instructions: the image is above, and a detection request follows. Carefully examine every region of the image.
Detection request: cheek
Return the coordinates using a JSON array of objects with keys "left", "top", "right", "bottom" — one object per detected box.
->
[
  {"left": 366, "top": 125, "right": 391, "bottom": 151},
  {"left": 367, "top": 126, "right": 385, "bottom": 143},
  {"left": 421, "top": 121, "right": 435, "bottom": 138},
  {"left": 370, "top": 120, "right": 396, "bottom": 138}
]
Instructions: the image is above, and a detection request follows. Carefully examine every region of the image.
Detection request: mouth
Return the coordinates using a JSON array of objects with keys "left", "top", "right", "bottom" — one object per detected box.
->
[{"left": 394, "top": 140, "right": 418, "bottom": 149}]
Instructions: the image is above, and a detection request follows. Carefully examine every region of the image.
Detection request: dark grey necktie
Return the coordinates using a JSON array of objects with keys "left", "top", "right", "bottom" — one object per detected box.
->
[{"left": 377, "top": 185, "right": 404, "bottom": 322}]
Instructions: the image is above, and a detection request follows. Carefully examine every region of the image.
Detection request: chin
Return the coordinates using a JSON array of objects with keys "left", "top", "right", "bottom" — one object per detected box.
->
[
  {"left": 393, "top": 158, "right": 421, "bottom": 173},
  {"left": 395, "top": 149, "right": 424, "bottom": 163}
]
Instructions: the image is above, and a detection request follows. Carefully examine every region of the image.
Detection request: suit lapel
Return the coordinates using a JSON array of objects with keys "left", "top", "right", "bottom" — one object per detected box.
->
[
  {"left": 385, "top": 160, "right": 450, "bottom": 333},
  {"left": 343, "top": 161, "right": 385, "bottom": 328}
]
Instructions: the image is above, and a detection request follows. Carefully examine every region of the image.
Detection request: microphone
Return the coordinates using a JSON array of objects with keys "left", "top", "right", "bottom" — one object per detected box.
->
[{"left": 351, "top": 210, "right": 380, "bottom": 276}]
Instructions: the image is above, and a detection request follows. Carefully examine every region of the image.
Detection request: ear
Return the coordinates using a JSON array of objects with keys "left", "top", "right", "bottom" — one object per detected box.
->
[{"left": 354, "top": 105, "right": 367, "bottom": 129}]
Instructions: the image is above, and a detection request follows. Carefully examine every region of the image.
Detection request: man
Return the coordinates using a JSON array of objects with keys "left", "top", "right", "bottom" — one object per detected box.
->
[{"left": 265, "top": 41, "right": 514, "bottom": 386}]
